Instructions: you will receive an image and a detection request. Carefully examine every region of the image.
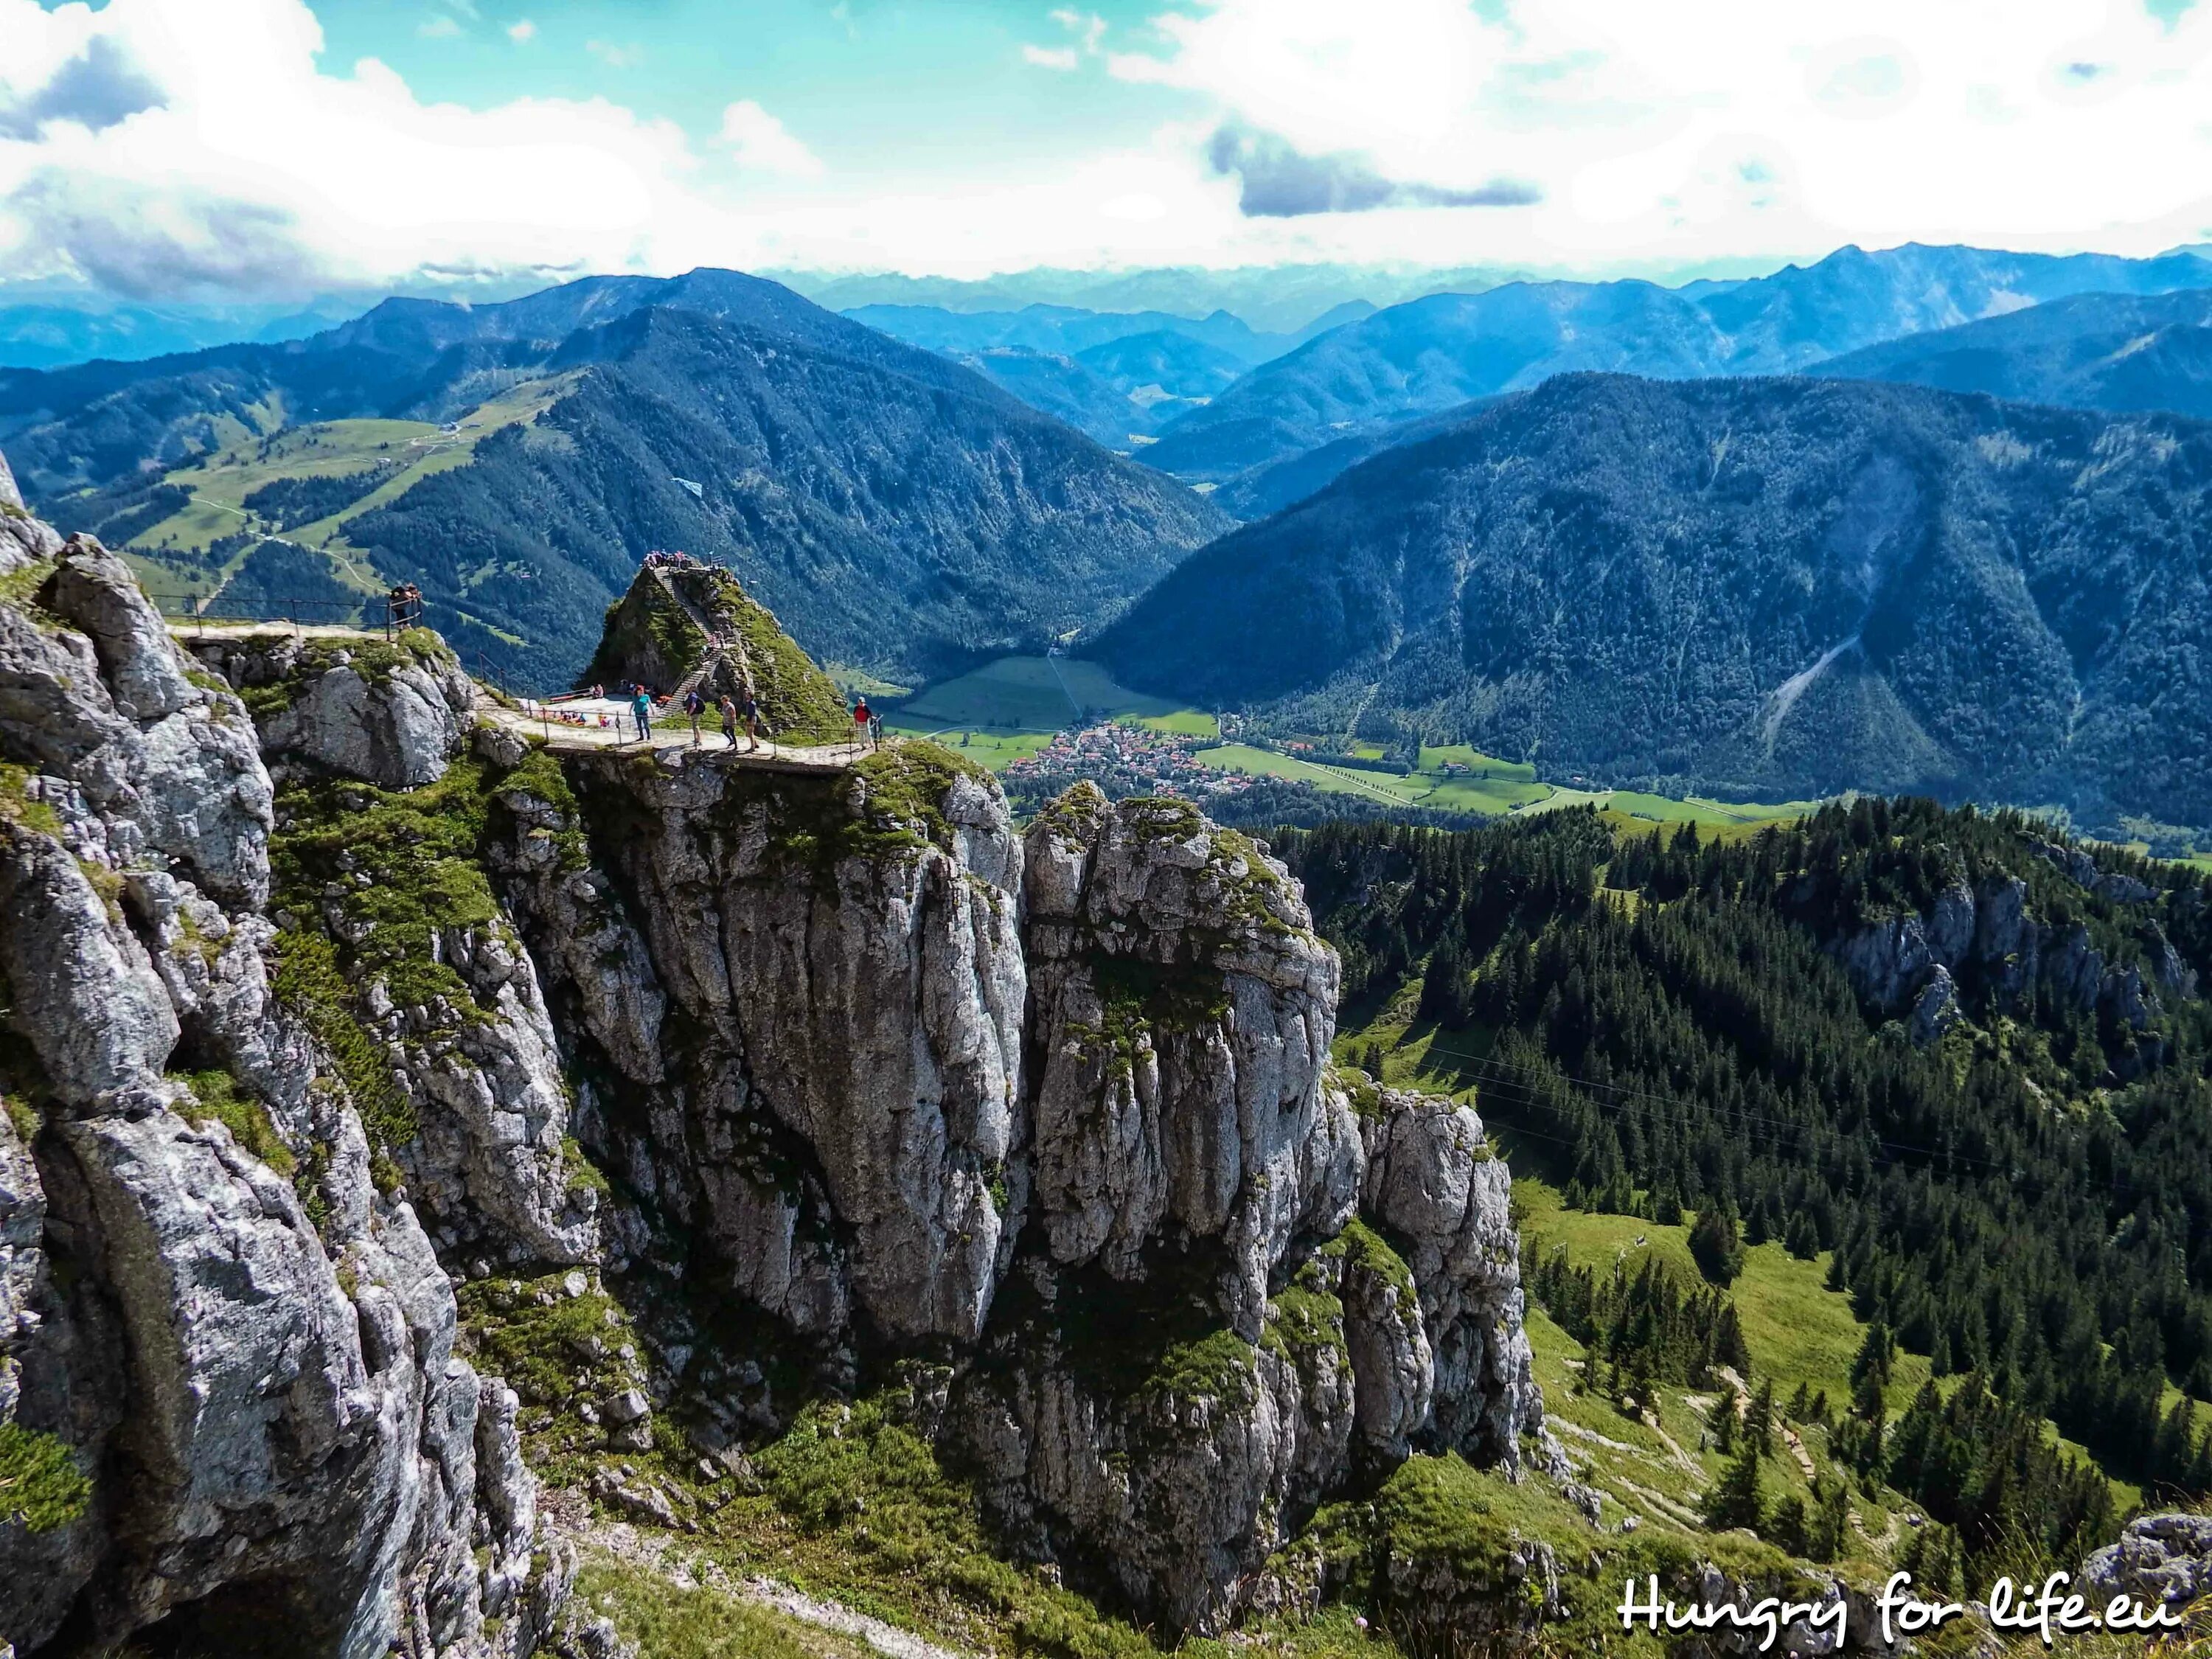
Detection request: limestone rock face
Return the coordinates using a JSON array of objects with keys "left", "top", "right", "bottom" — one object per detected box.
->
[
  {"left": 2081, "top": 1512, "right": 2212, "bottom": 1610},
  {"left": 3, "top": 540, "right": 272, "bottom": 909},
  {"left": 1335, "top": 1224, "right": 1435, "bottom": 1465},
  {"left": 1831, "top": 847, "right": 2183, "bottom": 1045},
  {"left": 956, "top": 1254, "right": 1357, "bottom": 1637},
  {"left": 495, "top": 747, "right": 1029, "bottom": 1349},
  {"left": 1020, "top": 787, "right": 1356, "bottom": 1336},
  {"left": 1, "top": 470, "right": 1561, "bottom": 1651},
  {"left": 369, "top": 922, "right": 601, "bottom": 1267},
  {"left": 1361, "top": 1090, "right": 1540, "bottom": 1470},
  {"left": 0, "top": 493, "right": 564, "bottom": 1657},
  {"left": 0, "top": 448, "right": 63, "bottom": 568},
  {"left": 191, "top": 630, "right": 476, "bottom": 789}
]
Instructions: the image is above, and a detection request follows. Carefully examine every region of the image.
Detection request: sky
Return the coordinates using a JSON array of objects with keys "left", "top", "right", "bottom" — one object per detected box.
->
[{"left": 3, "top": 0, "right": 2212, "bottom": 302}]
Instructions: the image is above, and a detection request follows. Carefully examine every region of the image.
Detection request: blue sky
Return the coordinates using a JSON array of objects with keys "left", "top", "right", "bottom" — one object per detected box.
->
[{"left": 3, "top": 0, "right": 2211, "bottom": 302}]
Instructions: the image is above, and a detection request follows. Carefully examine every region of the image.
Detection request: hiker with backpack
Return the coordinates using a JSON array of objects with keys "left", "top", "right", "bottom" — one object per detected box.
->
[
  {"left": 684, "top": 686, "right": 706, "bottom": 745},
  {"left": 630, "top": 686, "right": 653, "bottom": 743},
  {"left": 742, "top": 690, "right": 763, "bottom": 752}
]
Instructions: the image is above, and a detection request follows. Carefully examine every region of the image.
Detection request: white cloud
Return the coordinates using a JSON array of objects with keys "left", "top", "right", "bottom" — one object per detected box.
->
[
  {"left": 505, "top": 18, "right": 535, "bottom": 43},
  {"left": 417, "top": 14, "right": 462, "bottom": 39},
  {"left": 0, "top": 0, "right": 749, "bottom": 297},
  {"left": 1051, "top": 10, "right": 1109, "bottom": 53},
  {"left": 718, "top": 98, "right": 824, "bottom": 180},
  {"left": 4, "top": 0, "right": 2212, "bottom": 296},
  {"left": 1102, "top": 0, "right": 2212, "bottom": 262},
  {"left": 1025, "top": 10, "right": 1106, "bottom": 70},
  {"left": 587, "top": 40, "right": 645, "bottom": 69}
]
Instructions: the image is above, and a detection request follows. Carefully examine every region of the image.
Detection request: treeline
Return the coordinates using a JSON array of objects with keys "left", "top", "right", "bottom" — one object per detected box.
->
[{"left": 1276, "top": 801, "right": 2212, "bottom": 1501}]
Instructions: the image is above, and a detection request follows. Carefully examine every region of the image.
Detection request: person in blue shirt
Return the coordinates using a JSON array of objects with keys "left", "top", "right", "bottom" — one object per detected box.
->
[{"left": 630, "top": 687, "right": 653, "bottom": 742}]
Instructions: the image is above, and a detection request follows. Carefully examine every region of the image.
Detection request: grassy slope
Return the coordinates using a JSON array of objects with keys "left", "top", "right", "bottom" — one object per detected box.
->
[
  {"left": 1337, "top": 987, "right": 2152, "bottom": 1523},
  {"left": 119, "top": 376, "right": 577, "bottom": 599}
]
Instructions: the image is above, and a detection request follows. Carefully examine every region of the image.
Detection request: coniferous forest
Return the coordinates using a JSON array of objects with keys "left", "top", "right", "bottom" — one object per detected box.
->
[{"left": 1279, "top": 799, "right": 2212, "bottom": 1576}]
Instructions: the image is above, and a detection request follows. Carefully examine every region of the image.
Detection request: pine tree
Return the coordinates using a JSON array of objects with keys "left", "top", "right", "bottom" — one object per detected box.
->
[
  {"left": 1705, "top": 1439, "right": 1764, "bottom": 1531},
  {"left": 1689, "top": 1203, "right": 1745, "bottom": 1287},
  {"left": 1749, "top": 1378, "right": 1775, "bottom": 1457},
  {"left": 1764, "top": 1492, "right": 1809, "bottom": 1555},
  {"left": 1712, "top": 1396, "right": 1736, "bottom": 1455},
  {"left": 1851, "top": 1321, "right": 1895, "bottom": 1391},
  {"left": 1806, "top": 1476, "right": 1851, "bottom": 1562}
]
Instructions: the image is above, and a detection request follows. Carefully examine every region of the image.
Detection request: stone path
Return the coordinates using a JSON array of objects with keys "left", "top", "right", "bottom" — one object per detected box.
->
[
  {"left": 163, "top": 619, "right": 874, "bottom": 773},
  {"left": 479, "top": 700, "right": 866, "bottom": 770}
]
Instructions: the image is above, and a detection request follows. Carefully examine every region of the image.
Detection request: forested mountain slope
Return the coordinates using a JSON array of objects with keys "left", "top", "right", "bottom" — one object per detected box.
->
[
  {"left": 1282, "top": 799, "right": 2212, "bottom": 1582},
  {"left": 0, "top": 270, "right": 1226, "bottom": 688},
  {"left": 1099, "top": 373, "right": 2212, "bottom": 838},
  {"left": 1144, "top": 243, "right": 2212, "bottom": 480},
  {"left": 1812, "top": 287, "right": 2212, "bottom": 419}
]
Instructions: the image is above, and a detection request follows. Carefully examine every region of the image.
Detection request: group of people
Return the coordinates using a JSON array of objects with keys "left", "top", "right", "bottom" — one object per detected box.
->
[
  {"left": 608, "top": 677, "right": 768, "bottom": 751},
  {"left": 594, "top": 675, "right": 888, "bottom": 759},
  {"left": 642, "top": 549, "right": 703, "bottom": 572}
]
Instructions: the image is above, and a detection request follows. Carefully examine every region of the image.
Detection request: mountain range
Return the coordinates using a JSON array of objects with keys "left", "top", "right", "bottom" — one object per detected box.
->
[
  {"left": 841, "top": 302, "right": 1329, "bottom": 448},
  {"left": 1, "top": 269, "right": 1227, "bottom": 688},
  {"left": 1807, "top": 286, "right": 2212, "bottom": 420},
  {"left": 1144, "top": 243, "right": 2212, "bottom": 483},
  {"left": 1098, "top": 372, "right": 2212, "bottom": 835}
]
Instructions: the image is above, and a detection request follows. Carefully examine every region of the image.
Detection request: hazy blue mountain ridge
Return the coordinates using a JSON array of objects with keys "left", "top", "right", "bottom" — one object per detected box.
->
[
  {"left": 1809, "top": 287, "right": 2212, "bottom": 419},
  {"left": 1144, "top": 243, "right": 2212, "bottom": 480}
]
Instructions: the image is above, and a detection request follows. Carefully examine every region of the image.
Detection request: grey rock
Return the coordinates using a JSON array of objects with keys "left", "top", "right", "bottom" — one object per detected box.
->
[
  {"left": 1362, "top": 1088, "right": 1542, "bottom": 1470},
  {"left": 473, "top": 1377, "right": 535, "bottom": 1616},
  {"left": 394, "top": 922, "right": 599, "bottom": 1265},
  {"left": 1973, "top": 876, "right": 2034, "bottom": 969},
  {"left": 2082, "top": 1512, "right": 2212, "bottom": 1608},
  {"left": 1335, "top": 1224, "right": 1434, "bottom": 1465},
  {"left": 604, "top": 1387, "right": 650, "bottom": 1424},
  {"left": 261, "top": 653, "right": 476, "bottom": 788},
  {"left": 1022, "top": 787, "right": 1354, "bottom": 1335},
  {"left": 0, "top": 446, "right": 63, "bottom": 569},
  {"left": 1910, "top": 964, "right": 1961, "bottom": 1046},
  {"left": 0, "top": 826, "right": 179, "bottom": 1111},
  {"left": 957, "top": 1261, "right": 1354, "bottom": 1635},
  {"left": 1927, "top": 880, "right": 1975, "bottom": 968},
  {"left": 43, "top": 539, "right": 202, "bottom": 721},
  {"left": 1833, "top": 914, "right": 1933, "bottom": 1012},
  {"left": 0, "top": 494, "right": 569, "bottom": 1656},
  {"left": 506, "top": 751, "right": 1029, "bottom": 1347}
]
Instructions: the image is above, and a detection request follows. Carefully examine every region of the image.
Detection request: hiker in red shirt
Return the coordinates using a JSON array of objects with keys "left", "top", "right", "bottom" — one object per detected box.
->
[{"left": 851, "top": 696, "right": 872, "bottom": 754}]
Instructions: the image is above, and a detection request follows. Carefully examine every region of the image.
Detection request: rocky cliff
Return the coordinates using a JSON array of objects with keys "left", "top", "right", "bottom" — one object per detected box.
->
[
  {"left": 1, "top": 530, "right": 571, "bottom": 1655},
  {"left": 1, "top": 520, "right": 1549, "bottom": 1653}
]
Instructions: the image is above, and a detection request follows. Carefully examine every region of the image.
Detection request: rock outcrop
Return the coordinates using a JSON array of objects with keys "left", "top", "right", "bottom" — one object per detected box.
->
[
  {"left": 186, "top": 627, "right": 476, "bottom": 789},
  {"left": 1360, "top": 1088, "right": 1540, "bottom": 1471},
  {"left": 1, "top": 517, "right": 1554, "bottom": 1652},
  {"left": 0, "top": 530, "right": 568, "bottom": 1656},
  {"left": 2081, "top": 1512, "right": 2212, "bottom": 1611},
  {"left": 1823, "top": 849, "right": 2180, "bottom": 1046}
]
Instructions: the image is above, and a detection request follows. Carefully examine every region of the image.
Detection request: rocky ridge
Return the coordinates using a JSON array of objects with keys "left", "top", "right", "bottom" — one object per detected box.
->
[
  {"left": 1816, "top": 841, "right": 2198, "bottom": 1063},
  {"left": 1, "top": 526, "right": 571, "bottom": 1654},
  {"left": 0, "top": 512, "right": 1555, "bottom": 1651}
]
